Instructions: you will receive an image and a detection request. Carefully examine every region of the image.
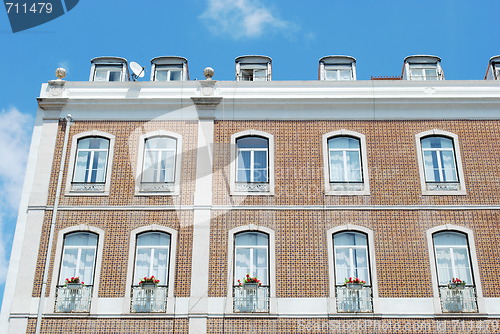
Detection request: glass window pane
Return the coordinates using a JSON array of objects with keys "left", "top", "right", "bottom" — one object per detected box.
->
[
  {"left": 237, "top": 137, "right": 268, "bottom": 149},
  {"left": 334, "top": 232, "right": 370, "bottom": 285},
  {"left": 237, "top": 151, "right": 251, "bottom": 169},
  {"left": 441, "top": 151, "right": 457, "bottom": 182},
  {"left": 135, "top": 248, "right": 152, "bottom": 280},
  {"left": 137, "top": 232, "right": 170, "bottom": 246},
  {"left": 65, "top": 233, "right": 98, "bottom": 247},
  {"left": 334, "top": 248, "right": 350, "bottom": 285},
  {"left": 234, "top": 248, "right": 251, "bottom": 280},
  {"left": 346, "top": 151, "right": 362, "bottom": 181},
  {"left": 60, "top": 248, "right": 78, "bottom": 284},
  {"left": 435, "top": 248, "right": 453, "bottom": 284},
  {"left": 434, "top": 232, "right": 467, "bottom": 246},
  {"left": 329, "top": 151, "right": 344, "bottom": 182},
  {"left": 108, "top": 71, "right": 121, "bottom": 81},
  {"left": 155, "top": 70, "right": 168, "bottom": 81}
]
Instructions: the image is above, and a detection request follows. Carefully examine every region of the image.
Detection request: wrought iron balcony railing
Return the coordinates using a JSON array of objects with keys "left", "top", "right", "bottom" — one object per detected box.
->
[
  {"left": 55, "top": 285, "right": 93, "bottom": 313},
  {"left": 439, "top": 286, "right": 478, "bottom": 313},
  {"left": 233, "top": 285, "right": 269, "bottom": 313},
  {"left": 336, "top": 285, "right": 373, "bottom": 313},
  {"left": 131, "top": 285, "right": 168, "bottom": 313}
]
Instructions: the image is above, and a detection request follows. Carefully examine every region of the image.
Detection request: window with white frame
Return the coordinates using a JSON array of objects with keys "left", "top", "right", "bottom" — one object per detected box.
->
[
  {"left": 58, "top": 232, "right": 98, "bottom": 285},
  {"left": 236, "top": 136, "right": 268, "bottom": 183},
  {"left": 325, "top": 64, "right": 354, "bottom": 81},
  {"left": 154, "top": 65, "right": 183, "bottom": 81},
  {"left": 93, "top": 65, "right": 123, "bottom": 81},
  {"left": 134, "top": 232, "right": 171, "bottom": 286},
  {"left": 73, "top": 137, "right": 110, "bottom": 185},
  {"left": 433, "top": 231, "right": 473, "bottom": 286},
  {"left": 416, "top": 131, "right": 465, "bottom": 194},
  {"left": 239, "top": 65, "right": 268, "bottom": 81},
  {"left": 234, "top": 232, "right": 269, "bottom": 286},
  {"left": 142, "top": 137, "right": 177, "bottom": 184},
  {"left": 328, "top": 136, "right": 363, "bottom": 184},
  {"left": 323, "top": 131, "right": 369, "bottom": 195},
  {"left": 333, "top": 231, "right": 371, "bottom": 286},
  {"left": 421, "top": 136, "right": 458, "bottom": 183},
  {"left": 409, "top": 64, "right": 439, "bottom": 80}
]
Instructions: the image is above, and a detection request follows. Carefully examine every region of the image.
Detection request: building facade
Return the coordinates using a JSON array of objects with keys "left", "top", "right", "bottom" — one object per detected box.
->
[{"left": 2, "top": 55, "right": 500, "bottom": 333}]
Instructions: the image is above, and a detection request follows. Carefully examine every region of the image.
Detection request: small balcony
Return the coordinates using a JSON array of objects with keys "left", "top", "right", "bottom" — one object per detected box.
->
[
  {"left": 233, "top": 285, "right": 269, "bottom": 313},
  {"left": 439, "top": 286, "right": 478, "bottom": 313},
  {"left": 131, "top": 286, "right": 168, "bottom": 313},
  {"left": 55, "top": 285, "right": 92, "bottom": 312},
  {"left": 336, "top": 285, "right": 373, "bottom": 313}
]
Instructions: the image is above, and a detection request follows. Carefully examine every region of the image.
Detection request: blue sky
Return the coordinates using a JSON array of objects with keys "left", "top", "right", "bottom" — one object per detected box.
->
[{"left": 0, "top": 0, "right": 498, "bottom": 307}]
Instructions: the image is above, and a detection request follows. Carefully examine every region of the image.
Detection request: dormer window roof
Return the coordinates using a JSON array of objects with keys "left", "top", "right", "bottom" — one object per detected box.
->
[
  {"left": 402, "top": 55, "right": 444, "bottom": 81},
  {"left": 90, "top": 57, "right": 129, "bottom": 82},
  {"left": 235, "top": 55, "right": 272, "bottom": 81},
  {"left": 484, "top": 55, "right": 500, "bottom": 80},
  {"left": 319, "top": 56, "right": 356, "bottom": 81},
  {"left": 150, "top": 56, "right": 189, "bottom": 81}
]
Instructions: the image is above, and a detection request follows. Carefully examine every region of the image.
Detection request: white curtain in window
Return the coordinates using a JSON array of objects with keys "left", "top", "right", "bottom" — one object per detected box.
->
[
  {"left": 433, "top": 232, "right": 473, "bottom": 285},
  {"left": 328, "top": 137, "right": 362, "bottom": 182},
  {"left": 334, "top": 232, "right": 370, "bottom": 285},
  {"left": 73, "top": 137, "right": 109, "bottom": 183},
  {"left": 234, "top": 232, "right": 269, "bottom": 285},
  {"left": 236, "top": 137, "right": 269, "bottom": 183},
  {"left": 422, "top": 137, "right": 458, "bottom": 182},
  {"left": 59, "top": 233, "right": 98, "bottom": 285},
  {"left": 142, "top": 137, "right": 177, "bottom": 183},
  {"left": 134, "top": 232, "right": 170, "bottom": 285}
]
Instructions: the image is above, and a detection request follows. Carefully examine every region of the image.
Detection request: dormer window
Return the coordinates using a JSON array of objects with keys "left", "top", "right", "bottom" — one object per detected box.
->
[
  {"left": 319, "top": 56, "right": 356, "bottom": 81},
  {"left": 90, "top": 57, "right": 129, "bottom": 82},
  {"left": 235, "top": 55, "right": 272, "bottom": 81},
  {"left": 151, "top": 56, "right": 189, "bottom": 81},
  {"left": 484, "top": 55, "right": 500, "bottom": 80},
  {"left": 402, "top": 55, "right": 444, "bottom": 81}
]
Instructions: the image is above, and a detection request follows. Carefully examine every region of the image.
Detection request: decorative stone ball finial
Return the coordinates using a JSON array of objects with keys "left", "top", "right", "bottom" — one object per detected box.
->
[
  {"left": 55, "top": 67, "right": 66, "bottom": 80},
  {"left": 203, "top": 67, "right": 214, "bottom": 80}
]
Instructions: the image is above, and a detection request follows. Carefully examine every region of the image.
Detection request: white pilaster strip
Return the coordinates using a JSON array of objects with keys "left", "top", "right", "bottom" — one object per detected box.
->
[{"left": 188, "top": 118, "right": 214, "bottom": 333}]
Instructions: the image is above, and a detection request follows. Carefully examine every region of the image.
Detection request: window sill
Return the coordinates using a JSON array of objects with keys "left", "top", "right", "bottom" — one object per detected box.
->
[
  {"left": 325, "top": 183, "right": 369, "bottom": 196},
  {"left": 231, "top": 183, "right": 274, "bottom": 196},
  {"left": 135, "top": 183, "right": 179, "bottom": 196},
  {"left": 422, "top": 183, "right": 466, "bottom": 196},
  {"left": 66, "top": 183, "right": 109, "bottom": 196}
]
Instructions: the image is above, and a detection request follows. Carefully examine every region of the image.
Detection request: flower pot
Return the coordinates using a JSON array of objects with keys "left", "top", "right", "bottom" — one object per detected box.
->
[
  {"left": 346, "top": 283, "right": 363, "bottom": 290},
  {"left": 243, "top": 283, "right": 259, "bottom": 290},
  {"left": 66, "top": 283, "right": 83, "bottom": 290},
  {"left": 141, "top": 282, "right": 157, "bottom": 290}
]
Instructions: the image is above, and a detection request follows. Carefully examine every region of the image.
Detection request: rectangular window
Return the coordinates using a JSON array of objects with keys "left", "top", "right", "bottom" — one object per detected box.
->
[
  {"left": 333, "top": 232, "right": 370, "bottom": 286},
  {"left": 154, "top": 65, "right": 183, "bottom": 81},
  {"left": 236, "top": 137, "right": 269, "bottom": 184},
  {"left": 239, "top": 65, "right": 268, "bottom": 81},
  {"left": 142, "top": 137, "right": 177, "bottom": 183},
  {"left": 233, "top": 231, "right": 270, "bottom": 313},
  {"left": 328, "top": 136, "right": 362, "bottom": 183},
  {"left": 409, "top": 64, "right": 439, "bottom": 80},
  {"left": 94, "top": 66, "right": 122, "bottom": 81},
  {"left": 421, "top": 136, "right": 459, "bottom": 185},
  {"left": 59, "top": 232, "right": 98, "bottom": 285},
  {"left": 73, "top": 137, "right": 110, "bottom": 184},
  {"left": 325, "top": 64, "right": 353, "bottom": 81}
]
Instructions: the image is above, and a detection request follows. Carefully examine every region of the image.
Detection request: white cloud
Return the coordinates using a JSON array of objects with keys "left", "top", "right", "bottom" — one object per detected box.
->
[
  {"left": 0, "top": 107, "right": 33, "bottom": 284},
  {"left": 200, "top": 0, "right": 293, "bottom": 39}
]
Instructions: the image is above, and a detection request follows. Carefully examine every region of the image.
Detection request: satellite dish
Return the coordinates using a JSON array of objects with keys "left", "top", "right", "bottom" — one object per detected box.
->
[{"left": 130, "top": 61, "right": 145, "bottom": 81}]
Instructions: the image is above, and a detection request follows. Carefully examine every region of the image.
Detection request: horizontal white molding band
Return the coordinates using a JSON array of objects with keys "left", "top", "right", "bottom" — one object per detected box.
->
[
  {"left": 29, "top": 205, "right": 500, "bottom": 211},
  {"left": 13, "top": 297, "right": 500, "bottom": 319}
]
